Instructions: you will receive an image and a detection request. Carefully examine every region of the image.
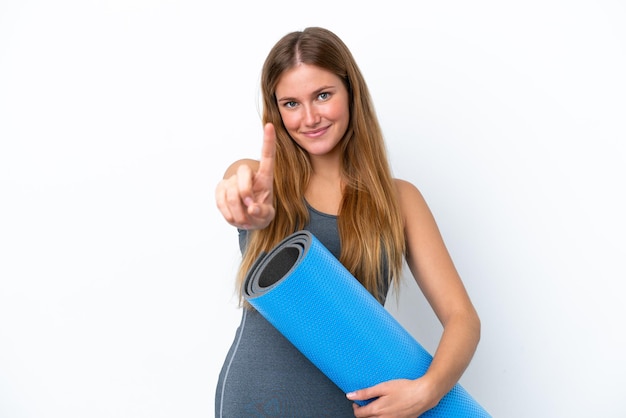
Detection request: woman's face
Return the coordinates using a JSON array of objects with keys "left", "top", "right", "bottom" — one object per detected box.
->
[{"left": 275, "top": 64, "right": 350, "bottom": 157}]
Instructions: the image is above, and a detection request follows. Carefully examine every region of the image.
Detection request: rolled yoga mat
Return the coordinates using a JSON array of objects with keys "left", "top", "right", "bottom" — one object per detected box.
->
[{"left": 243, "top": 230, "right": 490, "bottom": 417}]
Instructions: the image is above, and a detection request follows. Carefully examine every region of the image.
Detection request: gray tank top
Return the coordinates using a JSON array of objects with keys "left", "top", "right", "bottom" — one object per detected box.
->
[{"left": 215, "top": 204, "right": 390, "bottom": 417}]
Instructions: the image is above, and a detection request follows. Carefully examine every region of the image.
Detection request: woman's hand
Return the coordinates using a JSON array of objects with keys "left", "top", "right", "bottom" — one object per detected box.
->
[
  {"left": 215, "top": 123, "right": 276, "bottom": 230},
  {"left": 347, "top": 377, "right": 442, "bottom": 418}
]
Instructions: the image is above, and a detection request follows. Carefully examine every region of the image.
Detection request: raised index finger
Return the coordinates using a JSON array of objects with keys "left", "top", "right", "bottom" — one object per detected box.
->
[{"left": 257, "top": 123, "right": 276, "bottom": 178}]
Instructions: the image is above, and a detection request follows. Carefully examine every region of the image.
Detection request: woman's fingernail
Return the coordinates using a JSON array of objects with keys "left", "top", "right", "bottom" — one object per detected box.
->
[{"left": 346, "top": 392, "right": 356, "bottom": 399}]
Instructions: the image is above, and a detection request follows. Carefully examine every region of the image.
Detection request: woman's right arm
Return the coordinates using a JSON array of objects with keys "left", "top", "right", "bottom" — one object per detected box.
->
[{"left": 215, "top": 123, "right": 276, "bottom": 230}]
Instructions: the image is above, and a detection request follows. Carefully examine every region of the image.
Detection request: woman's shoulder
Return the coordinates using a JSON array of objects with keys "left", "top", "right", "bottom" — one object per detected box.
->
[
  {"left": 393, "top": 178, "right": 423, "bottom": 199},
  {"left": 393, "top": 178, "right": 431, "bottom": 217}
]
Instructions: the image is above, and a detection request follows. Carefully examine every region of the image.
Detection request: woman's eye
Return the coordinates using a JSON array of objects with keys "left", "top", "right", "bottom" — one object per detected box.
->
[
  {"left": 284, "top": 101, "right": 297, "bottom": 109},
  {"left": 318, "top": 92, "right": 330, "bottom": 101}
]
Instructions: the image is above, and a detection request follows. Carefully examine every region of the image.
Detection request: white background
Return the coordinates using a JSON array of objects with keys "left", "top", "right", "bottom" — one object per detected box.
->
[{"left": 1, "top": 1, "right": 625, "bottom": 417}]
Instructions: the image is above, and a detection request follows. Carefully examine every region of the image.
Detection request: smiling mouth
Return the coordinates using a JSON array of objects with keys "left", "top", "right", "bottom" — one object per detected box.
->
[{"left": 302, "top": 126, "right": 329, "bottom": 137}]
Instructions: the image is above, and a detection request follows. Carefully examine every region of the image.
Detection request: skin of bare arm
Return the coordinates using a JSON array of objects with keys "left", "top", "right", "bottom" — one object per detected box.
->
[
  {"left": 215, "top": 123, "right": 276, "bottom": 230},
  {"left": 348, "top": 179, "right": 481, "bottom": 418}
]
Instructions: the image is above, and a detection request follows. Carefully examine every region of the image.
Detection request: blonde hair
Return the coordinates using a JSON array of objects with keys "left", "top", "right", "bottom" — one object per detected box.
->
[{"left": 237, "top": 27, "right": 405, "bottom": 304}]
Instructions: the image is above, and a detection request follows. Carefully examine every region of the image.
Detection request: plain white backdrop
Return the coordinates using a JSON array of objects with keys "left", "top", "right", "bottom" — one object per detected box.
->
[{"left": 1, "top": 0, "right": 625, "bottom": 417}]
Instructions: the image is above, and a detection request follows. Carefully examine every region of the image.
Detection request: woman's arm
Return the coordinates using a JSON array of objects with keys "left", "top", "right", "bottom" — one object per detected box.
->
[
  {"left": 349, "top": 179, "right": 480, "bottom": 417},
  {"left": 399, "top": 179, "right": 480, "bottom": 395},
  {"left": 215, "top": 123, "right": 276, "bottom": 230}
]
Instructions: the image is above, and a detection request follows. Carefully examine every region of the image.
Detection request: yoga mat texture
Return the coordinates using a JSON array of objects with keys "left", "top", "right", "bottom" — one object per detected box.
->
[{"left": 243, "top": 230, "right": 490, "bottom": 417}]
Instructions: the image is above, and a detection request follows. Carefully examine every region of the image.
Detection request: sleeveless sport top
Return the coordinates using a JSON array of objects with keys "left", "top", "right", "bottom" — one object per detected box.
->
[{"left": 215, "top": 204, "right": 390, "bottom": 417}]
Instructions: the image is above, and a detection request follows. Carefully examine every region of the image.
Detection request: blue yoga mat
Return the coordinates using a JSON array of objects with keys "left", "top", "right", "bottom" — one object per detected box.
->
[{"left": 243, "top": 230, "right": 490, "bottom": 417}]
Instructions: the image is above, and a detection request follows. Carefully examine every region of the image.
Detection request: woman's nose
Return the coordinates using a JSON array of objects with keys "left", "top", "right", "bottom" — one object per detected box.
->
[{"left": 303, "top": 105, "right": 320, "bottom": 126}]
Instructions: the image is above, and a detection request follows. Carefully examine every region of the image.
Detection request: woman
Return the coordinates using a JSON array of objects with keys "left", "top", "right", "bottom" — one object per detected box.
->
[{"left": 215, "top": 27, "right": 480, "bottom": 418}]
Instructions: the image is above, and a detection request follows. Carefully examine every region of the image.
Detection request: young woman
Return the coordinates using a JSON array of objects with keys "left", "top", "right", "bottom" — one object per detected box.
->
[{"left": 214, "top": 27, "right": 481, "bottom": 418}]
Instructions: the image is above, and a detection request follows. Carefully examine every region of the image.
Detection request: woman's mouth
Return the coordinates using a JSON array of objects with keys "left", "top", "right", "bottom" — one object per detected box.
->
[{"left": 302, "top": 126, "right": 329, "bottom": 138}]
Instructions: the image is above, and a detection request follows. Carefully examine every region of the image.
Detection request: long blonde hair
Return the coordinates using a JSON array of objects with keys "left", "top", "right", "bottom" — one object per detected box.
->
[{"left": 237, "top": 27, "right": 405, "bottom": 304}]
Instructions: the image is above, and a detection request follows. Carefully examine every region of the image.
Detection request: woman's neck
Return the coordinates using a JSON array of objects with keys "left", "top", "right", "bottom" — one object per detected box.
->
[{"left": 306, "top": 154, "right": 344, "bottom": 216}]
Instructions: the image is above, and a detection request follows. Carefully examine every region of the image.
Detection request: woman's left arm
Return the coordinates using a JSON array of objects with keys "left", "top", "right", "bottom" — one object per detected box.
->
[{"left": 349, "top": 179, "right": 481, "bottom": 418}]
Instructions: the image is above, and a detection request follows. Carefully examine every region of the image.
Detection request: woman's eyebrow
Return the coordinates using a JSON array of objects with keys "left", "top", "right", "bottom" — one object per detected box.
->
[{"left": 277, "top": 85, "right": 337, "bottom": 102}]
